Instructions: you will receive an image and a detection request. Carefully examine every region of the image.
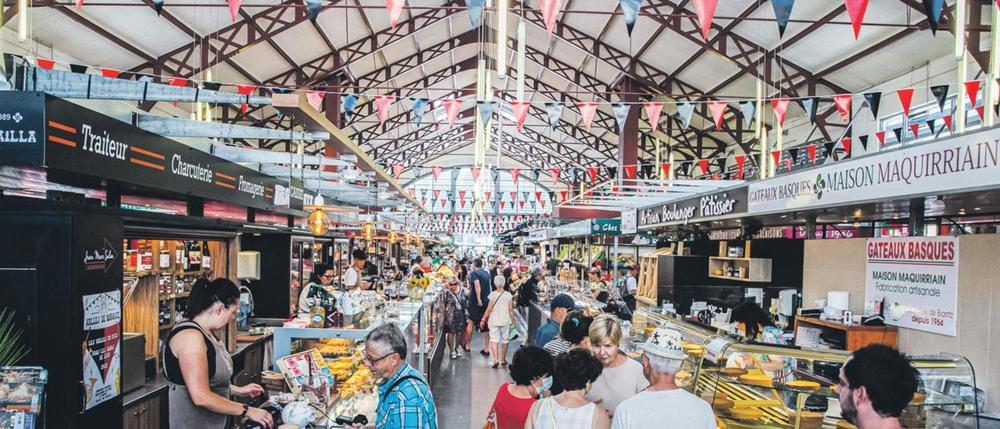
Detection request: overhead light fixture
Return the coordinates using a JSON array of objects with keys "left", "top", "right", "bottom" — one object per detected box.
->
[
  {"left": 496, "top": 0, "right": 507, "bottom": 79},
  {"left": 17, "top": 0, "right": 27, "bottom": 42},
  {"left": 974, "top": 207, "right": 982, "bottom": 211},
  {"left": 954, "top": 0, "right": 966, "bottom": 60},
  {"left": 307, "top": 209, "right": 331, "bottom": 236}
]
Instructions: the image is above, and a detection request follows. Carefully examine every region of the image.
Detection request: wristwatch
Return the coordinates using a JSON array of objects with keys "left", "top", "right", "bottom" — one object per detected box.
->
[{"left": 240, "top": 404, "right": 249, "bottom": 418}]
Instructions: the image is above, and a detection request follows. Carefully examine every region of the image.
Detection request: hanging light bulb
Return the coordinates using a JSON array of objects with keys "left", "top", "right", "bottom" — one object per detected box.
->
[
  {"left": 307, "top": 209, "right": 331, "bottom": 236},
  {"left": 496, "top": 0, "right": 508, "bottom": 79},
  {"left": 17, "top": 0, "right": 28, "bottom": 42},
  {"left": 361, "top": 222, "right": 376, "bottom": 241}
]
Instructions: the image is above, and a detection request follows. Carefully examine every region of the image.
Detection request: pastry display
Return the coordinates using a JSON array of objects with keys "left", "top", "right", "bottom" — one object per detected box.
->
[
  {"left": 794, "top": 411, "right": 824, "bottom": 429},
  {"left": 738, "top": 373, "right": 773, "bottom": 387},
  {"left": 785, "top": 380, "right": 821, "bottom": 392},
  {"left": 711, "top": 397, "right": 735, "bottom": 411},
  {"left": 729, "top": 407, "right": 762, "bottom": 421},
  {"left": 317, "top": 338, "right": 353, "bottom": 357},
  {"left": 720, "top": 368, "right": 747, "bottom": 378}
]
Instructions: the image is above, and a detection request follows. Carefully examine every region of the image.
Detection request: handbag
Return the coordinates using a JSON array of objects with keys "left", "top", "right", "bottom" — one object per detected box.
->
[{"left": 482, "top": 398, "right": 498, "bottom": 429}]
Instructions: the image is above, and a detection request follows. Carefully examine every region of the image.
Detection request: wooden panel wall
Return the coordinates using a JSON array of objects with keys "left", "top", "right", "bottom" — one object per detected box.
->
[
  {"left": 802, "top": 235, "right": 1000, "bottom": 414},
  {"left": 123, "top": 275, "right": 159, "bottom": 363}
]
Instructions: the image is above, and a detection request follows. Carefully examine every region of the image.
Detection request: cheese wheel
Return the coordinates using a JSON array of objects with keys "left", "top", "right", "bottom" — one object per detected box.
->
[
  {"left": 720, "top": 368, "right": 747, "bottom": 377},
  {"left": 795, "top": 411, "right": 824, "bottom": 429},
  {"left": 712, "top": 397, "right": 735, "bottom": 411},
  {"left": 739, "top": 373, "right": 774, "bottom": 387},
  {"left": 730, "top": 407, "right": 762, "bottom": 421},
  {"left": 785, "top": 380, "right": 822, "bottom": 392}
]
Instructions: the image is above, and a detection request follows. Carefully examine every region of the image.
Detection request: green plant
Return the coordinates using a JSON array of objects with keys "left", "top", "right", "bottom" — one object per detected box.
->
[{"left": 0, "top": 308, "right": 29, "bottom": 367}]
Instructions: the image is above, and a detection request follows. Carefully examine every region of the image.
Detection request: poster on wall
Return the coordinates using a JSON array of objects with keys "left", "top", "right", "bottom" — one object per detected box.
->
[
  {"left": 865, "top": 237, "right": 959, "bottom": 336},
  {"left": 82, "top": 290, "right": 122, "bottom": 410},
  {"left": 621, "top": 209, "right": 637, "bottom": 234}
]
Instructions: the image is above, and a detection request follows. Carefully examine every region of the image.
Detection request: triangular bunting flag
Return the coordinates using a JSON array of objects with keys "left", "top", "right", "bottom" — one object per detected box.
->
[
  {"left": 460, "top": 199, "right": 467, "bottom": 209},
  {"left": 541, "top": 200, "right": 547, "bottom": 209},
  {"left": 965, "top": 80, "right": 981, "bottom": 108},
  {"left": 841, "top": 138, "right": 852, "bottom": 158},
  {"left": 36, "top": 58, "right": 55, "bottom": 70},
  {"left": 468, "top": 0, "right": 486, "bottom": 29},
  {"left": 738, "top": 100, "right": 756, "bottom": 124},
  {"left": 771, "top": 150, "right": 781, "bottom": 166},
  {"left": 735, "top": 155, "right": 746, "bottom": 179},
  {"left": 875, "top": 130, "right": 887, "bottom": 145},
  {"left": 640, "top": 164, "right": 653, "bottom": 179},
  {"left": 858, "top": 135, "right": 869, "bottom": 152},
  {"left": 385, "top": 0, "right": 405, "bottom": 30},
  {"left": 478, "top": 100, "right": 497, "bottom": 125},
  {"left": 440, "top": 198, "right": 447, "bottom": 208},
  {"left": 692, "top": 0, "right": 719, "bottom": 40},
  {"left": 892, "top": 128, "right": 903, "bottom": 143},
  {"left": 677, "top": 102, "right": 696, "bottom": 128},
  {"left": 624, "top": 165, "right": 636, "bottom": 179},
  {"left": 341, "top": 94, "right": 358, "bottom": 120},
  {"left": 519, "top": 200, "right": 526, "bottom": 210},
  {"left": 539, "top": 0, "right": 563, "bottom": 34},
  {"left": 587, "top": 166, "right": 599, "bottom": 183},
  {"left": 578, "top": 102, "right": 599, "bottom": 130},
  {"left": 392, "top": 164, "right": 403, "bottom": 179},
  {"left": 485, "top": 191, "right": 492, "bottom": 201},
  {"left": 942, "top": 114, "right": 953, "bottom": 130},
  {"left": 922, "top": 0, "right": 945, "bottom": 35},
  {"left": 305, "top": 0, "right": 322, "bottom": 23},
  {"left": 510, "top": 192, "right": 518, "bottom": 201},
  {"left": 708, "top": 101, "right": 727, "bottom": 129},
  {"left": 407, "top": 188, "right": 415, "bottom": 198},
  {"left": 800, "top": 97, "right": 817, "bottom": 124},
  {"left": 844, "top": 0, "right": 869, "bottom": 39},
  {"left": 545, "top": 102, "right": 564, "bottom": 129},
  {"left": 772, "top": 0, "right": 795, "bottom": 37},
  {"left": 698, "top": 159, "right": 709, "bottom": 175},
  {"left": 910, "top": 123, "right": 921, "bottom": 139},
  {"left": 661, "top": 162, "right": 672, "bottom": 177},
  {"left": 788, "top": 148, "right": 800, "bottom": 164},
  {"left": 152, "top": 0, "right": 164, "bottom": 15},
  {"left": 535, "top": 191, "right": 543, "bottom": 202},
  {"left": 863, "top": 92, "right": 881, "bottom": 118},
  {"left": 897, "top": 88, "right": 915, "bottom": 117},
  {"left": 459, "top": 190, "right": 466, "bottom": 201},
  {"left": 644, "top": 102, "right": 665, "bottom": 132},
  {"left": 227, "top": 0, "right": 241, "bottom": 22},
  {"left": 823, "top": 142, "right": 835, "bottom": 158},
  {"left": 499, "top": 201, "right": 506, "bottom": 210},
  {"left": 612, "top": 103, "right": 630, "bottom": 132},
  {"left": 411, "top": 98, "right": 429, "bottom": 125},
  {"left": 512, "top": 101, "right": 531, "bottom": 132},
  {"left": 374, "top": 95, "right": 394, "bottom": 124},
  {"left": 432, "top": 190, "right": 441, "bottom": 200},
  {"left": 833, "top": 94, "right": 852, "bottom": 122},
  {"left": 550, "top": 168, "right": 561, "bottom": 184},
  {"left": 69, "top": 64, "right": 88, "bottom": 74},
  {"left": 306, "top": 91, "right": 325, "bottom": 111},
  {"left": 530, "top": 169, "right": 541, "bottom": 182},
  {"left": 442, "top": 99, "right": 461, "bottom": 128},
  {"left": 620, "top": 0, "right": 644, "bottom": 36},
  {"left": 471, "top": 167, "right": 482, "bottom": 182},
  {"left": 807, "top": 144, "right": 817, "bottom": 163},
  {"left": 931, "top": 85, "right": 949, "bottom": 113},
  {"left": 432, "top": 166, "right": 443, "bottom": 181},
  {"left": 771, "top": 98, "right": 790, "bottom": 127},
  {"left": 510, "top": 168, "right": 521, "bottom": 184},
  {"left": 169, "top": 77, "right": 188, "bottom": 87},
  {"left": 605, "top": 166, "right": 617, "bottom": 180},
  {"left": 101, "top": 68, "right": 121, "bottom": 78}
]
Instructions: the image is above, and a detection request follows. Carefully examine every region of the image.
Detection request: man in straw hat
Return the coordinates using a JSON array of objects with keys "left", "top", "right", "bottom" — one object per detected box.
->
[{"left": 610, "top": 328, "right": 715, "bottom": 429}]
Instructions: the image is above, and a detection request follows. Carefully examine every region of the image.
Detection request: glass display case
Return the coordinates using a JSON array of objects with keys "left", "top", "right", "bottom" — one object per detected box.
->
[
  {"left": 697, "top": 342, "right": 980, "bottom": 429},
  {"left": 630, "top": 308, "right": 731, "bottom": 393}
]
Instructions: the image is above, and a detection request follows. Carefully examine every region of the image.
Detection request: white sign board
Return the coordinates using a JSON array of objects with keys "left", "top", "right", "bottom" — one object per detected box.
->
[
  {"left": 621, "top": 209, "right": 637, "bottom": 235},
  {"left": 748, "top": 130, "right": 1000, "bottom": 213},
  {"left": 865, "top": 237, "right": 959, "bottom": 336}
]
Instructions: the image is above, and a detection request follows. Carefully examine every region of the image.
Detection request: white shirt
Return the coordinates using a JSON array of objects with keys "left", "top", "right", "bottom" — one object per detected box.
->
[
  {"left": 336, "top": 288, "right": 364, "bottom": 316},
  {"left": 486, "top": 290, "right": 514, "bottom": 327},
  {"left": 587, "top": 358, "right": 649, "bottom": 414},
  {"left": 612, "top": 389, "right": 715, "bottom": 429},
  {"left": 343, "top": 266, "right": 361, "bottom": 289},
  {"left": 625, "top": 275, "right": 637, "bottom": 294}
]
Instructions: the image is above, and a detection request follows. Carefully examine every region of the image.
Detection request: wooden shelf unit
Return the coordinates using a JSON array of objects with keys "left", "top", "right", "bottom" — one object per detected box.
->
[
  {"left": 636, "top": 244, "right": 682, "bottom": 307},
  {"left": 708, "top": 240, "right": 772, "bottom": 282},
  {"left": 794, "top": 315, "right": 898, "bottom": 351}
]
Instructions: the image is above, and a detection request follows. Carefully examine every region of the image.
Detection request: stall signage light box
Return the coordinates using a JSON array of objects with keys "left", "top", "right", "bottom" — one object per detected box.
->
[
  {"left": 638, "top": 187, "right": 748, "bottom": 228},
  {"left": 591, "top": 219, "right": 621, "bottom": 235},
  {"left": 748, "top": 126, "right": 1000, "bottom": 214}
]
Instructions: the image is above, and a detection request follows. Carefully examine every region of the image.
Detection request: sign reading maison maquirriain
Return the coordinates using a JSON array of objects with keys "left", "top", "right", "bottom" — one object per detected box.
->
[
  {"left": 748, "top": 128, "right": 1000, "bottom": 214},
  {"left": 638, "top": 187, "right": 748, "bottom": 228}
]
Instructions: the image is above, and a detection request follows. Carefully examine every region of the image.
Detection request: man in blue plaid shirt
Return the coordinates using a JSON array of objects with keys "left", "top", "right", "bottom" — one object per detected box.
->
[{"left": 361, "top": 324, "right": 438, "bottom": 429}]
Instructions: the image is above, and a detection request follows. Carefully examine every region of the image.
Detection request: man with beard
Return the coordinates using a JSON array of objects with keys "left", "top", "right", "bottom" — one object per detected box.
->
[{"left": 837, "top": 345, "right": 919, "bottom": 429}]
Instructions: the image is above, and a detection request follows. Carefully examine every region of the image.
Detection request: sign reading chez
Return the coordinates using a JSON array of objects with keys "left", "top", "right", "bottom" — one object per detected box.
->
[
  {"left": 748, "top": 127, "right": 1000, "bottom": 214},
  {"left": 638, "top": 187, "right": 748, "bottom": 228},
  {"left": 591, "top": 219, "right": 621, "bottom": 235}
]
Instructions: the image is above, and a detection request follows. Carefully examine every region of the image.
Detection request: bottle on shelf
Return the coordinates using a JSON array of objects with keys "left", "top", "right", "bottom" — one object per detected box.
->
[
  {"left": 202, "top": 241, "right": 212, "bottom": 270},
  {"left": 159, "top": 240, "right": 171, "bottom": 270},
  {"left": 188, "top": 241, "right": 202, "bottom": 272},
  {"left": 140, "top": 240, "right": 154, "bottom": 272}
]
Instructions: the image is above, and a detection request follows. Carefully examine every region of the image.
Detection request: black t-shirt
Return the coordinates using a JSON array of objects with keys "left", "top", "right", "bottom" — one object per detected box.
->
[
  {"left": 546, "top": 258, "right": 559, "bottom": 275},
  {"left": 468, "top": 268, "right": 492, "bottom": 308},
  {"left": 517, "top": 277, "right": 539, "bottom": 307}
]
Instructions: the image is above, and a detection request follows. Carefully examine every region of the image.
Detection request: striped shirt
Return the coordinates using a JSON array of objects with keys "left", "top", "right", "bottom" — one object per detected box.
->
[
  {"left": 543, "top": 337, "right": 573, "bottom": 357},
  {"left": 376, "top": 363, "right": 438, "bottom": 429}
]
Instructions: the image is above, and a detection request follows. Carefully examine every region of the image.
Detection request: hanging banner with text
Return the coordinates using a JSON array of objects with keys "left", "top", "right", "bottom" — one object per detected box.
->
[{"left": 865, "top": 236, "right": 959, "bottom": 336}]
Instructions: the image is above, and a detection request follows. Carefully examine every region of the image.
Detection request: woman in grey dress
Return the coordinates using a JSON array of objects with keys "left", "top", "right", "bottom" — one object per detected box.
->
[{"left": 162, "top": 278, "right": 273, "bottom": 428}]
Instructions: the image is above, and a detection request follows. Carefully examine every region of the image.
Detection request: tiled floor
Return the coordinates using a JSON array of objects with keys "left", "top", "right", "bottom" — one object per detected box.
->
[{"left": 432, "top": 332, "right": 523, "bottom": 429}]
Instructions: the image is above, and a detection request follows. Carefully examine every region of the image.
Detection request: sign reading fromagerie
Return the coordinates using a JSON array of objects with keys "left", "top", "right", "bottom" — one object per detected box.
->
[
  {"left": 865, "top": 236, "right": 959, "bottom": 336},
  {"left": 748, "top": 128, "right": 1000, "bottom": 214},
  {"left": 638, "top": 187, "right": 748, "bottom": 228},
  {"left": 0, "top": 92, "right": 300, "bottom": 212}
]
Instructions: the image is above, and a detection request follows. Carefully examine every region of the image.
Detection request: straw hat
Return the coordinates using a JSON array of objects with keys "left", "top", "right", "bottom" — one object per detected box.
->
[{"left": 637, "top": 327, "right": 688, "bottom": 360}]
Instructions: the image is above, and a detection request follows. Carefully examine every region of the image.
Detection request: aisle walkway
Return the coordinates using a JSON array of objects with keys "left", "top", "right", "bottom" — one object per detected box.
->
[{"left": 432, "top": 333, "right": 523, "bottom": 429}]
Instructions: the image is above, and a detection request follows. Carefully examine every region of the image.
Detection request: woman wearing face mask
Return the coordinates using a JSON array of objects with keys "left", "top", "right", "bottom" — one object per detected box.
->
[
  {"left": 586, "top": 315, "right": 648, "bottom": 417},
  {"left": 486, "top": 346, "right": 554, "bottom": 429},
  {"left": 525, "top": 348, "right": 609, "bottom": 429}
]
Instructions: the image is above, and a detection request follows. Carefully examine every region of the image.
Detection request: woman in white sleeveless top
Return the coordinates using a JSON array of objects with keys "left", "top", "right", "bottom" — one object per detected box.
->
[{"left": 525, "top": 348, "right": 610, "bottom": 429}]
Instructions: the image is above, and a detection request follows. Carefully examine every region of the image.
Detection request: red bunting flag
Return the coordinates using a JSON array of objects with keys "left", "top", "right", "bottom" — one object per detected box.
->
[
  {"left": 227, "top": 0, "right": 241, "bottom": 21},
  {"left": 578, "top": 102, "right": 599, "bottom": 130},
  {"left": 841, "top": 138, "right": 852, "bottom": 157},
  {"left": 909, "top": 123, "right": 921, "bottom": 139},
  {"left": 101, "top": 68, "right": 121, "bottom": 78},
  {"left": 485, "top": 191, "right": 492, "bottom": 201},
  {"left": 661, "top": 163, "right": 671, "bottom": 177},
  {"left": 771, "top": 150, "right": 781, "bottom": 166},
  {"left": 432, "top": 190, "right": 441, "bottom": 200},
  {"left": 374, "top": 95, "right": 394, "bottom": 124},
  {"left": 897, "top": 88, "right": 915, "bottom": 117},
  {"left": 708, "top": 101, "right": 727, "bottom": 129},
  {"left": 392, "top": 164, "right": 403, "bottom": 179},
  {"left": 807, "top": 144, "right": 817, "bottom": 163},
  {"left": 407, "top": 188, "right": 415, "bottom": 197},
  {"left": 535, "top": 191, "right": 543, "bottom": 202},
  {"left": 500, "top": 201, "right": 506, "bottom": 210},
  {"left": 698, "top": 159, "right": 709, "bottom": 175},
  {"left": 460, "top": 199, "right": 467, "bottom": 208},
  {"left": 442, "top": 99, "right": 461, "bottom": 128},
  {"left": 481, "top": 200, "right": 488, "bottom": 209},
  {"left": 306, "top": 91, "right": 325, "bottom": 111},
  {"left": 771, "top": 98, "right": 790, "bottom": 126},
  {"left": 75, "top": 0, "right": 83, "bottom": 9},
  {"left": 541, "top": 200, "right": 547, "bottom": 209},
  {"left": 976, "top": 106, "right": 985, "bottom": 120},
  {"left": 624, "top": 165, "right": 636, "bottom": 179},
  {"left": 735, "top": 155, "right": 746, "bottom": 179},
  {"left": 169, "top": 77, "right": 188, "bottom": 87},
  {"left": 875, "top": 130, "right": 887, "bottom": 145},
  {"left": 560, "top": 191, "right": 568, "bottom": 202},
  {"left": 36, "top": 58, "right": 55, "bottom": 70},
  {"left": 692, "top": 0, "right": 719, "bottom": 40},
  {"left": 432, "top": 166, "right": 443, "bottom": 181},
  {"left": 440, "top": 199, "right": 447, "bottom": 208},
  {"left": 538, "top": 0, "right": 562, "bottom": 34},
  {"left": 511, "top": 101, "right": 531, "bottom": 132},
  {"left": 965, "top": 80, "right": 981, "bottom": 108},
  {"left": 471, "top": 167, "right": 481, "bottom": 182},
  {"left": 510, "top": 168, "right": 520, "bottom": 184},
  {"left": 942, "top": 114, "right": 953, "bottom": 130},
  {"left": 237, "top": 84, "right": 255, "bottom": 113},
  {"left": 385, "top": 0, "right": 405, "bottom": 29},
  {"left": 510, "top": 192, "right": 517, "bottom": 201},
  {"left": 550, "top": 168, "right": 561, "bottom": 184},
  {"left": 833, "top": 94, "right": 852, "bottom": 122},
  {"left": 587, "top": 166, "right": 599, "bottom": 183},
  {"left": 844, "top": 0, "right": 869, "bottom": 39},
  {"left": 519, "top": 200, "right": 526, "bottom": 210},
  {"left": 643, "top": 102, "right": 665, "bottom": 132}
]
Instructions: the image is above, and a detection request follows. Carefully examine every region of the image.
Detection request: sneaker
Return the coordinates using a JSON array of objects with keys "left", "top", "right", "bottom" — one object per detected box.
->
[
  {"left": 450, "top": 352, "right": 458, "bottom": 359},
  {"left": 456, "top": 350, "right": 463, "bottom": 358}
]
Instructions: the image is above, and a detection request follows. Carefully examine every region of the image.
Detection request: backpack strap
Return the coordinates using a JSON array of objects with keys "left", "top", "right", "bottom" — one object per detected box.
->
[{"left": 162, "top": 321, "right": 216, "bottom": 384}]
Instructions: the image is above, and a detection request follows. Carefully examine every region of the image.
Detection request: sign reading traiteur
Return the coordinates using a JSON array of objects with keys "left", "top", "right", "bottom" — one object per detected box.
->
[{"left": 865, "top": 237, "right": 959, "bottom": 336}]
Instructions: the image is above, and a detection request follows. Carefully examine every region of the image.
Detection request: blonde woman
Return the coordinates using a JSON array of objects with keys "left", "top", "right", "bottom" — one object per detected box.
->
[{"left": 586, "top": 315, "right": 648, "bottom": 417}]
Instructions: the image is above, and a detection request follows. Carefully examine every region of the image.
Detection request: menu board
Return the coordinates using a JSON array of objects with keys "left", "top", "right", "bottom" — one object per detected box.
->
[
  {"left": 865, "top": 237, "right": 959, "bottom": 336},
  {"left": 81, "top": 290, "right": 122, "bottom": 410}
]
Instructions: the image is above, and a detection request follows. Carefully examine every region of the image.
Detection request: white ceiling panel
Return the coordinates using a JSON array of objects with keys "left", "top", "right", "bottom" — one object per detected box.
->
[
  {"left": 27, "top": 9, "right": 145, "bottom": 69},
  {"left": 270, "top": 23, "right": 330, "bottom": 65}
]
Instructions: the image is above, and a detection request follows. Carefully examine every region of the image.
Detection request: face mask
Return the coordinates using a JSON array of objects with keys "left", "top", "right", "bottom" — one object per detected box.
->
[{"left": 536, "top": 376, "right": 553, "bottom": 396}]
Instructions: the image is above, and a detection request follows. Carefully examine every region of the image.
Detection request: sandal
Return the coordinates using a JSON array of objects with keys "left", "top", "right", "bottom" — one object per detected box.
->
[
  {"left": 501, "top": 361, "right": 508, "bottom": 366},
  {"left": 480, "top": 349, "right": 490, "bottom": 356},
  {"left": 491, "top": 362, "right": 500, "bottom": 368}
]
